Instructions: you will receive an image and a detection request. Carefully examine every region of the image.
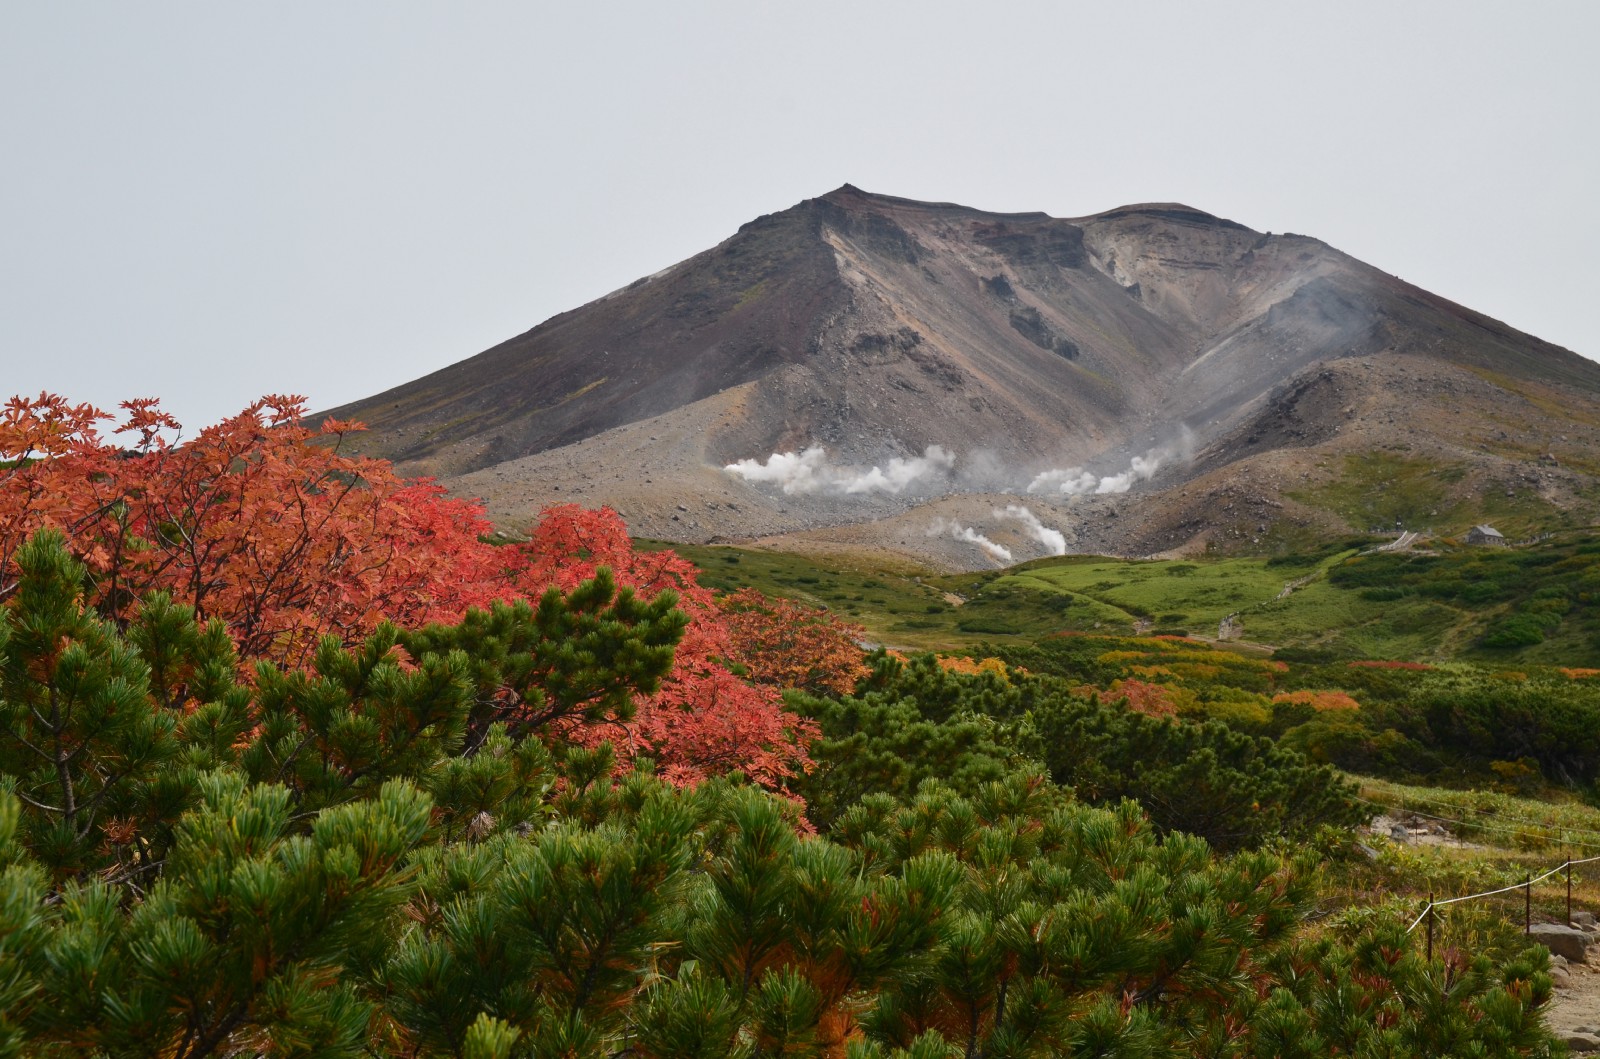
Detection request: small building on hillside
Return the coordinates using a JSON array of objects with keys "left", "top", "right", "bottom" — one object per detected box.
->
[{"left": 1465, "top": 525, "right": 1508, "bottom": 546}]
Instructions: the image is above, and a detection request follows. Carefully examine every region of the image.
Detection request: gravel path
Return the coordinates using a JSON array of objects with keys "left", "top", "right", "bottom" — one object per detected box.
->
[{"left": 1548, "top": 957, "right": 1600, "bottom": 1052}]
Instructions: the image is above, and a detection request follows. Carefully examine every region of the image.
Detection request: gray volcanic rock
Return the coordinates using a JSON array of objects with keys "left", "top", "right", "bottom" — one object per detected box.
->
[{"left": 1530, "top": 923, "right": 1592, "bottom": 963}]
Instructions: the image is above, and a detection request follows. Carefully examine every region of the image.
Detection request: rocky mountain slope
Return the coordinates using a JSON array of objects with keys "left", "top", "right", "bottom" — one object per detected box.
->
[{"left": 328, "top": 186, "right": 1600, "bottom": 568}]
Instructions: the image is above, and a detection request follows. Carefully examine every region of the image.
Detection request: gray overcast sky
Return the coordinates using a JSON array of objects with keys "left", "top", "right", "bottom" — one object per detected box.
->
[{"left": 4, "top": 2, "right": 1597, "bottom": 430}]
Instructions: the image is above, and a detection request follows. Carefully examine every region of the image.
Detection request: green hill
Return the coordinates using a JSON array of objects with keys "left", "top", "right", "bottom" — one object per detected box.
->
[{"left": 645, "top": 530, "right": 1600, "bottom": 665}]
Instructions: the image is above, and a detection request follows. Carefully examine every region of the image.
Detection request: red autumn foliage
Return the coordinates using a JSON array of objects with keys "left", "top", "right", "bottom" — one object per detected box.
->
[
  {"left": 513, "top": 510, "right": 821, "bottom": 790},
  {"left": 0, "top": 392, "right": 847, "bottom": 792},
  {"left": 0, "top": 393, "right": 493, "bottom": 656}
]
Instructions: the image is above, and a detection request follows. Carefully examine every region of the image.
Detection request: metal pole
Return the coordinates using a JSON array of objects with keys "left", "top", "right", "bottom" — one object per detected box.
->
[
  {"left": 1569, "top": 860, "right": 1574, "bottom": 927},
  {"left": 1427, "top": 892, "right": 1434, "bottom": 961},
  {"left": 1526, "top": 874, "right": 1532, "bottom": 935}
]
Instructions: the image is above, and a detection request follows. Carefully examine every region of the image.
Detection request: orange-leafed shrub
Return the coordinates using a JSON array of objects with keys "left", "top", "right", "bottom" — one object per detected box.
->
[
  {"left": 936, "top": 654, "right": 1011, "bottom": 681},
  {"left": 1272, "top": 690, "right": 1361, "bottom": 712}
]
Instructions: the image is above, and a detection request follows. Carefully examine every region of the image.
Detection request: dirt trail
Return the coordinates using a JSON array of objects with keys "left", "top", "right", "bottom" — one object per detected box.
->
[
  {"left": 1548, "top": 959, "right": 1600, "bottom": 1052},
  {"left": 1374, "top": 530, "right": 1422, "bottom": 552},
  {"left": 1274, "top": 572, "right": 1318, "bottom": 601}
]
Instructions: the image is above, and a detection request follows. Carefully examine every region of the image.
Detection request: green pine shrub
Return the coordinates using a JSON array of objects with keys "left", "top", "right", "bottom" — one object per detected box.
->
[{"left": 0, "top": 532, "right": 1565, "bottom": 1057}]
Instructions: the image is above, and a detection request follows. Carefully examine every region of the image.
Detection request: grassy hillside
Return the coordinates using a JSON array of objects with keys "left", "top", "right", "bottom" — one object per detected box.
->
[
  {"left": 1282, "top": 451, "right": 1576, "bottom": 542},
  {"left": 636, "top": 539, "right": 981, "bottom": 649},
  {"left": 644, "top": 530, "right": 1600, "bottom": 665}
]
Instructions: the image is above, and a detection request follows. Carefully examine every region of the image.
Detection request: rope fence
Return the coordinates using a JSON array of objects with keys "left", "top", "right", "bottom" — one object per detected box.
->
[
  {"left": 1404, "top": 854, "right": 1600, "bottom": 959},
  {"left": 1357, "top": 792, "right": 1600, "bottom": 958}
]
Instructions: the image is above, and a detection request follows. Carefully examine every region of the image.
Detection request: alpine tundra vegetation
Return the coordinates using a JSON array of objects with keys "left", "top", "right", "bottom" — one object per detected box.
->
[{"left": 0, "top": 392, "right": 1582, "bottom": 1057}]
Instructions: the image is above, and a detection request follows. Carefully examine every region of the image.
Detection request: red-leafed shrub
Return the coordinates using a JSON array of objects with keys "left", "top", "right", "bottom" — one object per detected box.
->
[{"left": 0, "top": 393, "right": 843, "bottom": 792}]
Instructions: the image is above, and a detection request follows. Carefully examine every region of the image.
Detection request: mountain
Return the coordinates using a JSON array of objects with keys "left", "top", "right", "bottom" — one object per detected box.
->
[{"left": 328, "top": 186, "right": 1600, "bottom": 568}]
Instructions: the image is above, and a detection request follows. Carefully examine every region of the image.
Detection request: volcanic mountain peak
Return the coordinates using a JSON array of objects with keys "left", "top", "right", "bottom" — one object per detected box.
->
[{"left": 328, "top": 187, "right": 1600, "bottom": 568}]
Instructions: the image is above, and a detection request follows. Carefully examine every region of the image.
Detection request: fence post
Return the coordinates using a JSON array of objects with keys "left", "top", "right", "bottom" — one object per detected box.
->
[
  {"left": 1569, "top": 860, "right": 1574, "bottom": 927},
  {"left": 1426, "top": 892, "right": 1434, "bottom": 961},
  {"left": 1526, "top": 874, "right": 1532, "bottom": 935}
]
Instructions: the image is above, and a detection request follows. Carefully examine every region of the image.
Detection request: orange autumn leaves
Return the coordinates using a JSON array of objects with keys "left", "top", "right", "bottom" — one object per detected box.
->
[
  {"left": 0, "top": 393, "right": 864, "bottom": 794},
  {"left": 933, "top": 654, "right": 1009, "bottom": 681},
  {"left": 1041, "top": 636, "right": 1366, "bottom": 720},
  {"left": 1270, "top": 689, "right": 1362, "bottom": 712}
]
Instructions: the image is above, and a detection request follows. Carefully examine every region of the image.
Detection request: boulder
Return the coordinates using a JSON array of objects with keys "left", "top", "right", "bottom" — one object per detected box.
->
[
  {"left": 1566, "top": 1031, "right": 1600, "bottom": 1054},
  {"left": 1573, "top": 910, "right": 1597, "bottom": 929},
  {"left": 1529, "top": 923, "right": 1592, "bottom": 963}
]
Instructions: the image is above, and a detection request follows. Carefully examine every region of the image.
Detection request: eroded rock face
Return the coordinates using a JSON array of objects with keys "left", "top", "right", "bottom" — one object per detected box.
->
[{"left": 1530, "top": 923, "right": 1592, "bottom": 963}]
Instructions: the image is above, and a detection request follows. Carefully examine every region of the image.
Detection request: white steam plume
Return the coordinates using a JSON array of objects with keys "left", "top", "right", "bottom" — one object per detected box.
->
[
  {"left": 995, "top": 505, "right": 1066, "bottom": 555},
  {"left": 1091, "top": 453, "right": 1161, "bottom": 494},
  {"left": 927, "top": 518, "right": 1012, "bottom": 564},
  {"left": 725, "top": 445, "right": 955, "bottom": 496},
  {"left": 723, "top": 446, "right": 832, "bottom": 494},
  {"left": 1026, "top": 467, "right": 1100, "bottom": 495},
  {"left": 843, "top": 446, "right": 956, "bottom": 494},
  {"left": 1027, "top": 449, "right": 1164, "bottom": 496}
]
